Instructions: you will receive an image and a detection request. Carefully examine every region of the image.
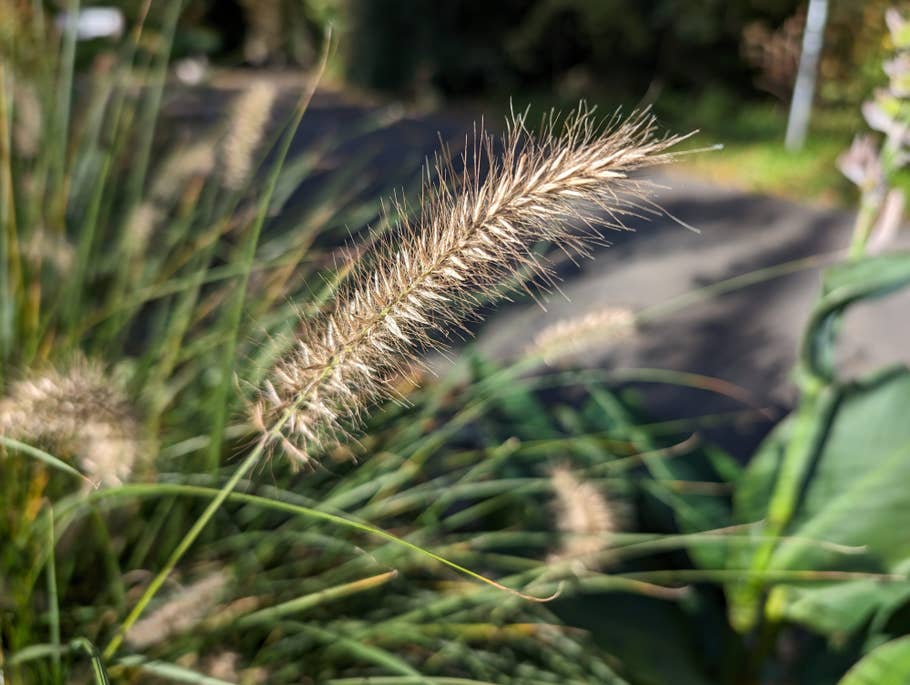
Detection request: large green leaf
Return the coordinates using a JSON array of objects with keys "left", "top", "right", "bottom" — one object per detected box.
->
[
  {"left": 768, "top": 369, "right": 910, "bottom": 572},
  {"left": 729, "top": 251, "right": 910, "bottom": 637},
  {"left": 838, "top": 636, "right": 910, "bottom": 685},
  {"left": 733, "top": 368, "right": 910, "bottom": 636},
  {"left": 770, "top": 581, "right": 910, "bottom": 642}
]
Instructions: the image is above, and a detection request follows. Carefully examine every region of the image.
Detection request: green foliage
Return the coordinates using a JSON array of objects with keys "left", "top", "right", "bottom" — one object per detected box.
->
[
  {"left": 838, "top": 636, "right": 910, "bottom": 684},
  {"left": 6, "top": 3, "right": 910, "bottom": 685},
  {"left": 339, "top": 0, "right": 805, "bottom": 97}
]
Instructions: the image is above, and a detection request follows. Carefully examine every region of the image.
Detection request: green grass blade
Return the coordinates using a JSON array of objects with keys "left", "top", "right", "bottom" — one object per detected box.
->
[
  {"left": 45, "top": 506, "right": 61, "bottom": 683},
  {"left": 115, "top": 657, "right": 235, "bottom": 684},
  {"left": 51, "top": 0, "right": 79, "bottom": 193},
  {"left": 237, "top": 570, "right": 397, "bottom": 626},
  {"left": 70, "top": 638, "right": 110, "bottom": 685},
  {"left": 205, "top": 36, "right": 330, "bottom": 471},
  {"left": 0, "top": 435, "right": 89, "bottom": 483},
  {"left": 57, "top": 480, "right": 555, "bottom": 609}
]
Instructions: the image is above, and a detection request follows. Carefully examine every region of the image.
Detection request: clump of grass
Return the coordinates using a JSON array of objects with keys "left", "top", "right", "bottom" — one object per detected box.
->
[
  {"left": 253, "top": 109, "right": 687, "bottom": 466},
  {"left": 0, "top": 7, "right": 727, "bottom": 684}
]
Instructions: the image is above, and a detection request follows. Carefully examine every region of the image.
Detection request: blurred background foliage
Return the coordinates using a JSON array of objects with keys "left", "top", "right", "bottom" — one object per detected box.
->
[
  {"left": 33, "top": 0, "right": 906, "bottom": 203},
  {"left": 56, "top": 0, "right": 899, "bottom": 107},
  {"left": 138, "top": 0, "right": 891, "bottom": 105}
]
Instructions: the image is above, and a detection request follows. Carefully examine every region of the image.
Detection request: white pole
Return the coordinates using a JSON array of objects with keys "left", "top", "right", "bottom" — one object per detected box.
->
[{"left": 785, "top": 0, "right": 830, "bottom": 151}]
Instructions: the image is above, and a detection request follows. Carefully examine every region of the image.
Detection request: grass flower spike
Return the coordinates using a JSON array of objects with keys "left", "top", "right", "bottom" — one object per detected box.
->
[
  {"left": 253, "top": 107, "right": 686, "bottom": 466},
  {"left": 527, "top": 306, "right": 636, "bottom": 365},
  {"left": 125, "top": 571, "right": 228, "bottom": 649},
  {"left": 549, "top": 465, "right": 617, "bottom": 568},
  {"left": 0, "top": 357, "right": 142, "bottom": 486},
  {"left": 21, "top": 228, "right": 76, "bottom": 273},
  {"left": 222, "top": 81, "right": 278, "bottom": 190}
]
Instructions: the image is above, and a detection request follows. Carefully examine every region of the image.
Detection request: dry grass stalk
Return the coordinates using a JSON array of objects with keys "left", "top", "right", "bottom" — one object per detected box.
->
[
  {"left": 549, "top": 465, "right": 617, "bottom": 569},
  {"left": 0, "top": 356, "right": 141, "bottom": 487},
  {"left": 252, "top": 107, "right": 686, "bottom": 466},
  {"left": 125, "top": 571, "right": 228, "bottom": 649},
  {"left": 222, "top": 81, "right": 278, "bottom": 190},
  {"left": 526, "top": 306, "right": 636, "bottom": 365}
]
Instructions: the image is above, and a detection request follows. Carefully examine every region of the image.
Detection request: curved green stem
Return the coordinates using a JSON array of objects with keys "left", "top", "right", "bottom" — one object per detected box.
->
[{"left": 101, "top": 442, "right": 263, "bottom": 659}]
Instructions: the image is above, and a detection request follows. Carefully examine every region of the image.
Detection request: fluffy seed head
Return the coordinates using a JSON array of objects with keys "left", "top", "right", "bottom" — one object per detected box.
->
[
  {"left": 21, "top": 228, "right": 75, "bottom": 273},
  {"left": 201, "top": 651, "right": 268, "bottom": 685},
  {"left": 152, "top": 140, "right": 216, "bottom": 202},
  {"left": 0, "top": 356, "right": 142, "bottom": 487},
  {"left": 252, "top": 107, "right": 686, "bottom": 466},
  {"left": 222, "top": 81, "right": 278, "bottom": 190},
  {"left": 125, "top": 202, "right": 161, "bottom": 253},
  {"left": 526, "top": 306, "right": 636, "bottom": 365},
  {"left": 125, "top": 571, "right": 228, "bottom": 649},
  {"left": 549, "top": 465, "right": 617, "bottom": 569},
  {"left": 125, "top": 141, "right": 215, "bottom": 253},
  {"left": 12, "top": 79, "right": 41, "bottom": 159}
]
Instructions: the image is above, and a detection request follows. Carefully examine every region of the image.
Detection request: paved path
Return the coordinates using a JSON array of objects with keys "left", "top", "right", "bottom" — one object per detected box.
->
[{"left": 470, "top": 171, "right": 910, "bottom": 454}]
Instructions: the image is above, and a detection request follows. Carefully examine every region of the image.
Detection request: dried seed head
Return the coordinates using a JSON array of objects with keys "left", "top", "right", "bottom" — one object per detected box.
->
[
  {"left": 12, "top": 79, "right": 41, "bottom": 159},
  {"left": 253, "top": 107, "right": 686, "bottom": 466},
  {"left": 222, "top": 81, "right": 278, "bottom": 190},
  {"left": 21, "top": 228, "right": 75, "bottom": 273},
  {"left": 205, "top": 651, "right": 240, "bottom": 680},
  {"left": 125, "top": 571, "right": 228, "bottom": 649},
  {"left": 152, "top": 141, "right": 216, "bottom": 202},
  {"left": 526, "top": 306, "right": 636, "bottom": 365},
  {"left": 549, "top": 465, "right": 617, "bottom": 569},
  {"left": 0, "top": 356, "right": 142, "bottom": 487},
  {"left": 202, "top": 651, "right": 268, "bottom": 685},
  {"left": 125, "top": 202, "right": 161, "bottom": 254},
  {"left": 124, "top": 141, "right": 215, "bottom": 253}
]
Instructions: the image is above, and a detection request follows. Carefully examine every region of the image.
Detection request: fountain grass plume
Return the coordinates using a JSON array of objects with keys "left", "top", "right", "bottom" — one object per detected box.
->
[
  {"left": 549, "top": 465, "right": 618, "bottom": 569},
  {"left": 125, "top": 571, "right": 228, "bottom": 649},
  {"left": 526, "top": 306, "right": 636, "bottom": 365},
  {"left": 222, "top": 81, "right": 278, "bottom": 191},
  {"left": 0, "top": 356, "right": 142, "bottom": 487},
  {"left": 252, "top": 106, "right": 690, "bottom": 466}
]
